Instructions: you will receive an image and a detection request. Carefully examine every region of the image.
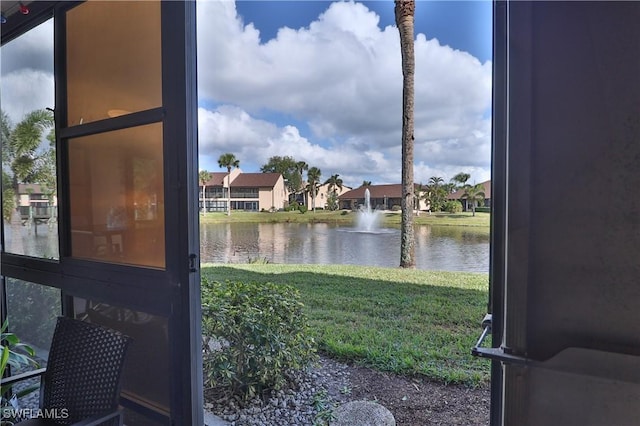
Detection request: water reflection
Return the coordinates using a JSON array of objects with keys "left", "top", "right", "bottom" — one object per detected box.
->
[
  {"left": 200, "top": 222, "right": 489, "bottom": 273},
  {"left": 4, "top": 221, "right": 491, "bottom": 272},
  {"left": 3, "top": 221, "right": 60, "bottom": 259}
]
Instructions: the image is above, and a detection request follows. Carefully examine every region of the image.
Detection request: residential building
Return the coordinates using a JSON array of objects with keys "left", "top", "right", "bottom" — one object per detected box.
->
[
  {"left": 199, "top": 169, "right": 288, "bottom": 212},
  {"left": 338, "top": 184, "right": 427, "bottom": 211},
  {"left": 17, "top": 183, "right": 57, "bottom": 221},
  {"left": 310, "top": 182, "right": 352, "bottom": 210},
  {"left": 447, "top": 180, "right": 491, "bottom": 211}
]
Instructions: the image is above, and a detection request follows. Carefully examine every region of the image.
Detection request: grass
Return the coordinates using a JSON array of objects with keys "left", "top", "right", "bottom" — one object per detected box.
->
[
  {"left": 201, "top": 263, "right": 490, "bottom": 386},
  {"left": 200, "top": 210, "right": 490, "bottom": 229}
]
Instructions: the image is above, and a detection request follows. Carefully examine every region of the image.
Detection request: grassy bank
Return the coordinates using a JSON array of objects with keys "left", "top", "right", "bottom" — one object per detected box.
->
[
  {"left": 201, "top": 264, "right": 490, "bottom": 386},
  {"left": 200, "top": 210, "right": 490, "bottom": 229}
]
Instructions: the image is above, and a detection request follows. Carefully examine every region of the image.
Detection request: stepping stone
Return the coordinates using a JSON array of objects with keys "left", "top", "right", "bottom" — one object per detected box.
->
[{"left": 332, "top": 400, "right": 396, "bottom": 426}]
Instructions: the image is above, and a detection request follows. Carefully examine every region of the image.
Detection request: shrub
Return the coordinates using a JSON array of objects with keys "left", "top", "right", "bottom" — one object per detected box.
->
[
  {"left": 474, "top": 206, "right": 491, "bottom": 213},
  {"left": 298, "top": 204, "right": 308, "bottom": 214},
  {"left": 201, "top": 279, "right": 317, "bottom": 402},
  {"left": 391, "top": 205, "right": 401, "bottom": 211},
  {"left": 340, "top": 210, "right": 349, "bottom": 216},
  {"left": 5, "top": 280, "right": 61, "bottom": 349},
  {"left": 443, "top": 200, "right": 463, "bottom": 213}
]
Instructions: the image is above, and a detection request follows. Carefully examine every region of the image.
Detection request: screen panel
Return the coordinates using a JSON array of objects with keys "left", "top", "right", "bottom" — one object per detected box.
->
[
  {"left": 68, "top": 123, "right": 165, "bottom": 268},
  {"left": 65, "top": 1, "right": 161, "bottom": 126}
]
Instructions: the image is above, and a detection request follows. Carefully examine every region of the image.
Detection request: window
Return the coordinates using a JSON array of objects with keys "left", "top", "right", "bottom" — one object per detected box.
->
[
  {"left": 1, "top": 19, "right": 58, "bottom": 260},
  {"left": 68, "top": 124, "right": 165, "bottom": 268},
  {"left": 65, "top": 1, "right": 161, "bottom": 126}
]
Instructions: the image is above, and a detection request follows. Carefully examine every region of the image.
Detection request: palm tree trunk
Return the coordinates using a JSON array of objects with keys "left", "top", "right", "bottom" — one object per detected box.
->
[
  {"left": 396, "top": 0, "right": 416, "bottom": 268},
  {"left": 226, "top": 168, "right": 231, "bottom": 216}
]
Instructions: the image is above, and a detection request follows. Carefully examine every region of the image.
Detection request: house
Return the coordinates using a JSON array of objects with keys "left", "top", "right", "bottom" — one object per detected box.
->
[
  {"left": 310, "top": 182, "right": 352, "bottom": 210},
  {"left": 16, "top": 183, "right": 57, "bottom": 221},
  {"left": 338, "top": 184, "right": 428, "bottom": 211},
  {"left": 447, "top": 180, "right": 492, "bottom": 211},
  {"left": 199, "top": 170, "right": 288, "bottom": 212}
]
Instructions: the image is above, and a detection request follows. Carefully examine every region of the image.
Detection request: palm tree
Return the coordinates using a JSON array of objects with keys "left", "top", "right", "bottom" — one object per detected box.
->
[
  {"left": 423, "top": 176, "right": 446, "bottom": 212},
  {"left": 395, "top": 0, "right": 416, "bottom": 268},
  {"left": 217, "top": 153, "right": 239, "bottom": 216},
  {"left": 1, "top": 109, "right": 55, "bottom": 222},
  {"left": 306, "top": 167, "right": 322, "bottom": 212},
  {"left": 324, "top": 174, "right": 344, "bottom": 211},
  {"left": 296, "top": 160, "right": 309, "bottom": 206},
  {"left": 360, "top": 180, "right": 372, "bottom": 187},
  {"left": 461, "top": 183, "right": 486, "bottom": 216},
  {"left": 450, "top": 172, "right": 470, "bottom": 190},
  {"left": 324, "top": 174, "right": 343, "bottom": 195},
  {"left": 198, "top": 170, "right": 211, "bottom": 213}
]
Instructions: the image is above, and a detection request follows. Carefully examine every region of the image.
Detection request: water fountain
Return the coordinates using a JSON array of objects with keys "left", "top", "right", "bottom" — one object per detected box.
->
[{"left": 356, "top": 188, "right": 380, "bottom": 232}]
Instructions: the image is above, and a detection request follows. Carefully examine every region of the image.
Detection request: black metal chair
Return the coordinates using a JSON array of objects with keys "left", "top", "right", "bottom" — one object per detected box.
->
[{"left": 5, "top": 316, "right": 131, "bottom": 426}]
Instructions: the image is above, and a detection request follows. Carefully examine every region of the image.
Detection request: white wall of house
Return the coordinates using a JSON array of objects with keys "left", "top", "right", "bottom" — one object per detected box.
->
[
  {"left": 313, "top": 183, "right": 351, "bottom": 210},
  {"left": 257, "top": 175, "right": 288, "bottom": 210}
]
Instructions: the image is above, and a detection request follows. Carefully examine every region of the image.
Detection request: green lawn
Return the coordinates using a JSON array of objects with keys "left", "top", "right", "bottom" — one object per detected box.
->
[
  {"left": 200, "top": 210, "right": 490, "bottom": 229},
  {"left": 201, "top": 264, "right": 490, "bottom": 386}
]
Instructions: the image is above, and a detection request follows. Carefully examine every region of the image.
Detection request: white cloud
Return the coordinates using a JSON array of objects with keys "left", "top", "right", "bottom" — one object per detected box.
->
[
  {"left": 1, "top": 19, "right": 54, "bottom": 123},
  {"left": 1, "top": 70, "right": 55, "bottom": 123},
  {"left": 2, "top": 1, "right": 492, "bottom": 188},
  {"left": 196, "top": 0, "right": 492, "bottom": 186}
]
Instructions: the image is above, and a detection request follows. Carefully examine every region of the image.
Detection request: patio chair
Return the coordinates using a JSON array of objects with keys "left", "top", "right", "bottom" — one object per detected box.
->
[{"left": 3, "top": 316, "right": 131, "bottom": 426}]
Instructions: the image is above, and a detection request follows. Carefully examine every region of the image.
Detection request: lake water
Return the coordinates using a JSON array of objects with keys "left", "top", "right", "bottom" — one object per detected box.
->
[
  {"left": 201, "top": 222, "right": 490, "bottom": 273},
  {"left": 4, "top": 221, "right": 490, "bottom": 273}
]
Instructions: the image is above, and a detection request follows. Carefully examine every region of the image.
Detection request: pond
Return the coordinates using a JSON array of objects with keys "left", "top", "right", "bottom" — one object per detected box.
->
[
  {"left": 201, "top": 222, "right": 490, "bottom": 273},
  {"left": 3, "top": 221, "right": 490, "bottom": 273}
]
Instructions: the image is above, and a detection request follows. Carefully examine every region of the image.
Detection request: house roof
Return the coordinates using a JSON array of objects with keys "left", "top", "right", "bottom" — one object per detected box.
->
[
  {"left": 17, "top": 183, "right": 51, "bottom": 194},
  {"left": 339, "top": 184, "right": 420, "bottom": 200},
  {"left": 447, "top": 180, "right": 492, "bottom": 199},
  {"left": 203, "top": 172, "right": 282, "bottom": 188},
  {"left": 231, "top": 173, "right": 281, "bottom": 188},
  {"left": 204, "top": 172, "right": 227, "bottom": 186}
]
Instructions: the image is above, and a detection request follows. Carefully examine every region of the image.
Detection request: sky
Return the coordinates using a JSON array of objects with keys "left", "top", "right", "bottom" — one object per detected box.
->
[{"left": 1, "top": 0, "right": 493, "bottom": 188}]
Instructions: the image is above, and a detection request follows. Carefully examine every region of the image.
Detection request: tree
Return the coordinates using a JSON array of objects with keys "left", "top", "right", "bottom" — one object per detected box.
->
[
  {"left": 218, "top": 153, "right": 239, "bottom": 216},
  {"left": 199, "top": 170, "right": 212, "bottom": 213},
  {"left": 326, "top": 191, "right": 339, "bottom": 211},
  {"left": 296, "top": 161, "right": 309, "bottom": 206},
  {"left": 324, "top": 174, "right": 343, "bottom": 211},
  {"left": 451, "top": 172, "right": 471, "bottom": 190},
  {"left": 261, "top": 156, "right": 300, "bottom": 198},
  {"left": 306, "top": 167, "right": 322, "bottom": 212},
  {"left": 395, "top": 0, "right": 416, "bottom": 268},
  {"left": 461, "top": 183, "right": 486, "bottom": 216},
  {"left": 422, "top": 176, "right": 447, "bottom": 212},
  {"left": 360, "top": 180, "right": 372, "bottom": 187},
  {"left": 1, "top": 109, "right": 55, "bottom": 222}
]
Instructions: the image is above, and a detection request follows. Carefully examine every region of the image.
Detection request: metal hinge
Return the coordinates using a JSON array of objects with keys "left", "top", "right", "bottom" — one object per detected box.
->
[
  {"left": 471, "top": 313, "right": 530, "bottom": 365},
  {"left": 189, "top": 253, "right": 198, "bottom": 272}
]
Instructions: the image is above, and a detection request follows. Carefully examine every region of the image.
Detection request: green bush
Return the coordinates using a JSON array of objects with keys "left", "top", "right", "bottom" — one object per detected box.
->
[
  {"left": 443, "top": 200, "right": 463, "bottom": 213},
  {"left": 201, "top": 279, "right": 316, "bottom": 401},
  {"left": 474, "top": 206, "right": 491, "bottom": 213},
  {"left": 6, "top": 280, "right": 61, "bottom": 349},
  {"left": 298, "top": 204, "right": 308, "bottom": 214}
]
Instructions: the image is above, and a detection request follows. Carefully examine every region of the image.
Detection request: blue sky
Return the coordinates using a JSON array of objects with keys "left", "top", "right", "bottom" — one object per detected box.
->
[
  {"left": 1, "top": 1, "right": 493, "bottom": 188},
  {"left": 196, "top": 0, "right": 493, "bottom": 187},
  {"left": 235, "top": 1, "right": 492, "bottom": 62}
]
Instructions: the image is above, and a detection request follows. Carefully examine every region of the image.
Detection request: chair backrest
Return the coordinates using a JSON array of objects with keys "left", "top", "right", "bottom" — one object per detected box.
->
[{"left": 42, "top": 316, "right": 131, "bottom": 425}]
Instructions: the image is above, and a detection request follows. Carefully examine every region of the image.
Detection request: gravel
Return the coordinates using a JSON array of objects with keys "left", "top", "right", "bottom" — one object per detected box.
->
[{"left": 205, "top": 356, "right": 353, "bottom": 426}]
